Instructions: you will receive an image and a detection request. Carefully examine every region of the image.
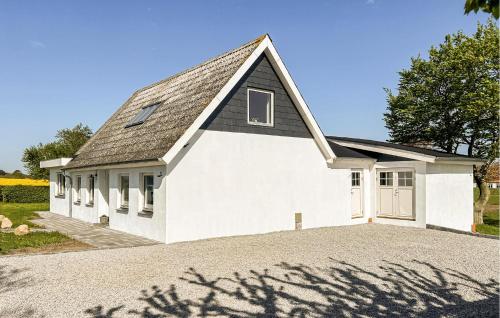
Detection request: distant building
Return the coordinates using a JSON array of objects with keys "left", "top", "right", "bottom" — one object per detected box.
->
[{"left": 486, "top": 162, "right": 500, "bottom": 189}]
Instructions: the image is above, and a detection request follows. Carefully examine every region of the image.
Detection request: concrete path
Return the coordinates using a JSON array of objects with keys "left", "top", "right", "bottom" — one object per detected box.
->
[
  {"left": 0, "top": 224, "right": 498, "bottom": 317},
  {"left": 32, "top": 212, "right": 159, "bottom": 248}
]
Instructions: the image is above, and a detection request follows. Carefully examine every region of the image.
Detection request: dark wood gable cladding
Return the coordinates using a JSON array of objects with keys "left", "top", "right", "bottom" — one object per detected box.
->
[{"left": 202, "top": 54, "right": 313, "bottom": 138}]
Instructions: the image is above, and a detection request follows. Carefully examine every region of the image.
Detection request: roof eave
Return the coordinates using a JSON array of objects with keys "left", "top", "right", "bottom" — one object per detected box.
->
[
  {"left": 434, "top": 157, "right": 485, "bottom": 165},
  {"left": 40, "top": 158, "right": 73, "bottom": 169},
  {"left": 331, "top": 140, "right": 437, "bottom": 163}
]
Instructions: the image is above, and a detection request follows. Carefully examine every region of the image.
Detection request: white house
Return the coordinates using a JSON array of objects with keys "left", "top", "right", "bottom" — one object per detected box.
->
[{"left": 40, "top": 35, "right": 482, "bottom": 243}]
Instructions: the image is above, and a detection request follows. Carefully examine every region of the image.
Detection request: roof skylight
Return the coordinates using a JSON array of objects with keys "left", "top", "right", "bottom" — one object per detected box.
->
[{"left": 125, "top": 103, "right": 160, "bottom": 128}]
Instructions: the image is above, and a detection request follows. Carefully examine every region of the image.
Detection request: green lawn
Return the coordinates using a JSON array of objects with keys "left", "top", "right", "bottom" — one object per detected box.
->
[
  {"left": 0, "top": 231, "right": 71, "bottom": 254},
  {"left": 0, "top": 202, "right": 48, "bottom": 227},
  {"left": 474, "top": 188, "right": 499, "bottom": 236},
  {"left": 473, "top": 188, "right": 499, "bottom": 205},
  {"left": 0, "top": 202, "right": 88, "bottom": 255}
]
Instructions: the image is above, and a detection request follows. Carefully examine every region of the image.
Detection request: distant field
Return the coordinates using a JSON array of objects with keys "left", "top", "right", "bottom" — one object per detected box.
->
[{"left": 0, "top": 178, "right": 48, "bottom": 186}]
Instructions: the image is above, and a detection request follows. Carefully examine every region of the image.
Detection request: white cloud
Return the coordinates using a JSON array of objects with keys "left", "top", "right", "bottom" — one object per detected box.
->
[
  {"left": 29, "top": 40, "right": 46, "bottom": 49},
  {"left": 366, "top": 0, "right": 375, "bottom": 4}
]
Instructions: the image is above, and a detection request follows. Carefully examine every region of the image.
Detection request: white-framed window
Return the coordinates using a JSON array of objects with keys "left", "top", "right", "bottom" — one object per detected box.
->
[
  {"left": 87, "top": 175, "right": 95, "bottom": 205},
  {"left": 247, "top": 88, "right": 274, "bottom": 126},
  {"left": 75, "top": 175, "right": 82, "bottom": 204},
  {"left": 142, "top": 174, "right": 154, "bottom": 211},
  {"left": 119, "top": 175, "right": 129, "bottom": 209},
  {"left": 56, "top": 172, "right": 65, "bottom": 197},
  {"left": 379, "top": 172, "right": 393, "bottom": 186},
  {"left": 351, "top": 171, "right": 361, "bottom": 187},
  {"left": 398, "top": 171, "right": 413, "bottom": 187}
]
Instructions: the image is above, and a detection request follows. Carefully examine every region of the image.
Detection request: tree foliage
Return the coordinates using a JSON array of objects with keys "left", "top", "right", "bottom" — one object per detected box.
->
[
  {"left": 465, "top": 0, "right": 499, "bottom": 19},
  {"left": 384, "top": 20, "right": 499, "bottom": 223},
  {"left": 22, "top": 123, "right": 93, "bottom": 179}
]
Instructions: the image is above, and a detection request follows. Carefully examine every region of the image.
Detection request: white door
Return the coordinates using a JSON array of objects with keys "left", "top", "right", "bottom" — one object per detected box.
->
[
  {"left": 396, "top": 171, "right": 414, "bottom": 217},
  {"left": 377, "top": 169, "right": 414, "bottom": 218},
  {"left": 378, "top": 171, "right": 396, "bottom": 216},
  {"left": 351, "top": 170, "right": 363, "bottom": 217}
]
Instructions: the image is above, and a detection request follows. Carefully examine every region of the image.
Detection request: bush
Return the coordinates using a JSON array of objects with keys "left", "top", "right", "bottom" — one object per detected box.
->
[{"left": 0, "top": 185, "right": 49, "bottom": 203}]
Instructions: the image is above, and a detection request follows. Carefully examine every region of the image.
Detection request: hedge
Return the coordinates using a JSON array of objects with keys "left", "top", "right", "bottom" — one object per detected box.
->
[{"left": 0, "top": 185, "right": 49, "bottom": 203}]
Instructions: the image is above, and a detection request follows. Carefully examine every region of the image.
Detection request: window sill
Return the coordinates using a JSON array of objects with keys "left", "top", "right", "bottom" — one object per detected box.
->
[
  {"left": 247, "top": 121, "right": 274, "bottom": 127},
  {"left": 74, "top": 201, "right": 81, "bottom": 206},
  {"left": 116, "top": 207, "right": 129, "bottom": 214},
  {"left": 55, "top": 195, "right": 65, "bottom": 199},
  {"left": 351, "top": 214, "right": 364, "bottom": 219},
  {"left": 138, "top": 210, "right": 153, "bottom": 218},
  {"left": 85, "top": 203, "right": 94, "bottom": 207}
]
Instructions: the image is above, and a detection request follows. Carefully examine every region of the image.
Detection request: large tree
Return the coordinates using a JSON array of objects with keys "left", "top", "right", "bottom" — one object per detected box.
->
[
  {"left": 464, "top": 0, "right": 499, "bottom": 19},
  {"left": 384, "top": 20, "right": 499, "bottom": 224},
  {"left": 22, "top": 123, "right": 93, "bottom": 179}
]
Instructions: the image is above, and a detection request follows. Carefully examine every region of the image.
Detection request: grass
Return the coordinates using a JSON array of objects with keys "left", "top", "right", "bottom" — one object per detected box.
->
[
  {"left": 0, "top": 202, "right": 90, "bottom": 255},
  {"left": 0, "top": 231, "right": 72, "bottom": 255},
  {"left": 0, "top": 202, "right": 49, "bottom": 227},
  {"left": 474, "top": 188, "right": 499, "bottom": 236}
]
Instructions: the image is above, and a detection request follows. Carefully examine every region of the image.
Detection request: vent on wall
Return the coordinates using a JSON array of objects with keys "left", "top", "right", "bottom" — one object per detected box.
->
[{"left": 295, "top": 212, "right": 302, "bottom": 230}]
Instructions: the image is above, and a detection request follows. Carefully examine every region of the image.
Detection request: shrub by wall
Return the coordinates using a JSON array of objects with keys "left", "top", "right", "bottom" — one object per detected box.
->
[{"left": 0, "top": 185, "right": 49, "bottom": 203}]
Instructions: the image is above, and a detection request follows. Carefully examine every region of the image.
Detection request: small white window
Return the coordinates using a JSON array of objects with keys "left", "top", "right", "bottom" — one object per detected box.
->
[
  {"left": 120, "top": 175, "right": 129, "bottom": 209},
  {"left": 351, "top": 172, "right": 361, "bottom": 187},
  {"left": 398, "top": 171, "right": 413, "bottom": 187},
  {"left": 379, "top": 172, "right": 393, "bottom": 186},
  {"left": 87, "top": 175, "right": 95, "bottom": 205},
  {"left": 75, "top": 176, "right": 82, "bottom": 204},
  {"left": 247, "top": 88, "right": 274, "bottom": 126},
  {"left": 56, "top": 172, "right": 65, "bottom": 197},
  {"left": 142, "top": 174, "right": 154, "bottom": 211}
]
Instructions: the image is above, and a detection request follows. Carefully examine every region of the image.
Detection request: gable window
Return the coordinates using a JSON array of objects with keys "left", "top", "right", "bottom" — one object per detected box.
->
[
  {"left": 120, "top": 175, "right": 129, "bottom": 209},
  {"left": 247, "top": 88, "right": 274, "bottom": 126},
  {"left": 87, "top": 175, "right": 95, "bottom": 206},
  {"left": 75, "top": 176, "right": 82, "bottom": 204},
  {"left": 56, "top": 172, "right": 65, "bottom": 197},
  {"left": 125, "top": 103, "right": 160, "bottom": 128},
  {"left": 142, "top": 174, "right": 154, "bottom": 212}
]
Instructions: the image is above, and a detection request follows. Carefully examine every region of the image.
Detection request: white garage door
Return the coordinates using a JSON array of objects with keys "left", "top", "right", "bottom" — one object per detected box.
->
[{"left": 377, "top": 169, "right": 414, "bottom": 218}]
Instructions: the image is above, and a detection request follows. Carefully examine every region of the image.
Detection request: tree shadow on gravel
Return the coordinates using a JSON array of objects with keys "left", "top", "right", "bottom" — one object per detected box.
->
[
  {"left": 86, "top": 258, "right": 499, "bottom": 317},
  {"left": 0, "top": 264, "right": 33, "bottom": 295},
  {"left": 0, "top": 265, "right": 41, "bottom": 317}
]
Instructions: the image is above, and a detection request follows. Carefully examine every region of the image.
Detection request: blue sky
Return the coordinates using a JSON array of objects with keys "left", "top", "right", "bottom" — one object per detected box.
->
[{"left": 0, "top": 1, "right": 490, "bottom": 172}]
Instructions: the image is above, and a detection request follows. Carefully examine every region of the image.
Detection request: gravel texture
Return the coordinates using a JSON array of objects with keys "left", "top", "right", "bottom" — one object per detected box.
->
[{"left": 0, "top": 224, "right": 498, "bottom": 317}]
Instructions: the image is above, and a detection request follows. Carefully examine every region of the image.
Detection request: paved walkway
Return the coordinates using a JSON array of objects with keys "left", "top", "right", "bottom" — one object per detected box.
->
[{"left": 32, "top": 212, "right": 159, "bottom": 249}]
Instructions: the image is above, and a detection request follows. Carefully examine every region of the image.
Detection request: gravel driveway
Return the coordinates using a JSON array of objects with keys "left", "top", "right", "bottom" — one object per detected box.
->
[{"left": 0, "top": 224, "right": 498, "bottom": 317}]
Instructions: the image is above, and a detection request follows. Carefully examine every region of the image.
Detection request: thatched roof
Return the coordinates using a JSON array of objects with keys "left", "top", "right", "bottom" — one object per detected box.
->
[{"left": 65, "top": 35, "right": 265, "bottom": 169}]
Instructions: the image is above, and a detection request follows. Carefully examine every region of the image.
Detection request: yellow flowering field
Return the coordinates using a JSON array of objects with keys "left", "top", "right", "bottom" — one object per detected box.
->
[{"left": 0, "top": 178, "right": 49, "bottom": 186}]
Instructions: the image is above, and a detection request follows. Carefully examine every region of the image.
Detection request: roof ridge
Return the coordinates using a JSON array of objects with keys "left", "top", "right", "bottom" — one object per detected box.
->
[{"left": 135, "top": 34, "right": 267, "bottom": 94}]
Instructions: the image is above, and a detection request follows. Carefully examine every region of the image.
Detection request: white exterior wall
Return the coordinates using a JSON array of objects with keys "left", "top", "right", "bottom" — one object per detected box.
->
[
  {"left": 371, "top": 161, "right": 427, "bottom": 228},
  {"left": 108, "top": 166, "right": 166, "bottom": 242},
  {"left": 68, "top": 171, "right": 99, "bottom": 224},
  {"left": 49, "top": 168, "right": 70, "bottom": 217},
  {"left": 425, "top": 163, "right": 473, "bottom": 231},
  {"left": 166, "top": 130, "right": 351, "bottom": 243}
]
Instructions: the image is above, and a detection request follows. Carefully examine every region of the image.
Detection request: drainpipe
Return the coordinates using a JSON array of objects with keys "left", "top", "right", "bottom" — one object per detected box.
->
[{"left": 63, "top": 171, "right": 73, "bottom": 218}]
